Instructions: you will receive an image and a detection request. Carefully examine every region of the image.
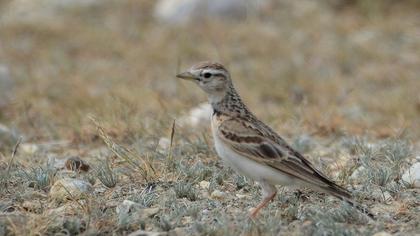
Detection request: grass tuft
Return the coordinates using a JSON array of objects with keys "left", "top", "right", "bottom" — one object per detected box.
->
[
  {"left": 174, "top": 182, "right": 198, "bottom": 201},
  {"left": 18, "top": 163, "right": 56, "bottom": 190},
  {"left": 95, "top": 158, "right": 118, "bottom": 188},
  {"left": 89, "top": 116, "right": 157, "bottom": 182}
]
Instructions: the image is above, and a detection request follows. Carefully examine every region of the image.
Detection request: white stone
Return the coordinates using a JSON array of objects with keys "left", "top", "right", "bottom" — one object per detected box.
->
[
  {"left": 157, "top": 137, "right": 171, "bottom": 152},
  {"left": 235, "top": 193, "right": 247, "bottom": 199},
  {"left": 50, "top": 178, "right": 92, "bottom": 202},
  {"left": 20, "top": 143, "right": 40, "bottom": 155},
  {"left": 128, "top": 230, "right": 167, "bottom": 236},
  {"left": 154, "top": 0, "right": 269, "bottom": 24},
  {"left": 178, "top": 103, "right": 212, "bottom": 128},
  {"left": 116, "top": 200, "right": 138, "bottom": 215},
  {"left": 210, "top": 190, "right": 226, "bottom": 200},
  {"left": 181, "top": 216, "right": 193, "bottom": 224},
  {"left": 47, "top": 155, "right": 67, "bottom": 170},
  {"left": 116, "top": 200, "right": 160, "bottom": 220},
  {"left": 199, "top": 180, "right": 210, "bottom": 189},
  {"left": 402, "top": 163, "right": 420, "bottom": 188},
  {"left": 372, "top": 232, "right": 392, "bottom": 236}
]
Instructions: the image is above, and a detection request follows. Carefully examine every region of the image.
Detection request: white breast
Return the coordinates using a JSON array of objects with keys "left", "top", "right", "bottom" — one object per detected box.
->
[{"left": 211, "top": 119, "right": 294, "bottom": 186}]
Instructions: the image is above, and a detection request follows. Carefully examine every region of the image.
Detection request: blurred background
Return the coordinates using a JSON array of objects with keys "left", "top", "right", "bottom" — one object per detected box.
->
[
  {"left": 0, "top": 1, "right": 419, "bottom": 235},
  {"left": 0, "top": 0, "right": 419, "bottom": 146}
]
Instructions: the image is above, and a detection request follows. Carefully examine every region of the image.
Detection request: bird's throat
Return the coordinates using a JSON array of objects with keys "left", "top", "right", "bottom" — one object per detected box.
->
[{"left": 208, "top": 87, "right": 248, "bottom": 117}]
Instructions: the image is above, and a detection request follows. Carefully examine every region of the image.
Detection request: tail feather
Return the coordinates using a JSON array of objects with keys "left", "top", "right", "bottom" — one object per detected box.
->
[{"left": 325, "top": 184, "right": 375, "bottom": 219}]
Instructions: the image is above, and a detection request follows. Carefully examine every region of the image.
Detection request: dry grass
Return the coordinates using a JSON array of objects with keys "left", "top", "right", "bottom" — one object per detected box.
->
[{"left": 0, "top": 0, "right": 419, "bottom": 235}]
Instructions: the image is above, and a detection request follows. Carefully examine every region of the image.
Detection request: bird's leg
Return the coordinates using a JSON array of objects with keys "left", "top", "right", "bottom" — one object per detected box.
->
[{"left": 250, "top": 181, "right": 277, "bottom": 218}]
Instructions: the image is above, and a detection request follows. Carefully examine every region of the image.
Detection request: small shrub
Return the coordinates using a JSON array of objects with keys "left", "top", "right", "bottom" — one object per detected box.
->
[
  {"left": 174, "top": 182, "right": 197, "bottom": 201},
  {"left": 95, "top": 159, "right": 118, "bottom": 188}
]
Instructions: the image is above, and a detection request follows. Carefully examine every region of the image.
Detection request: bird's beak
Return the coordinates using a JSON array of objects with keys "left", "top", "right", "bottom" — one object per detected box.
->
[{"left": 176, "top": 71, "right": 196, "bottom": 81}]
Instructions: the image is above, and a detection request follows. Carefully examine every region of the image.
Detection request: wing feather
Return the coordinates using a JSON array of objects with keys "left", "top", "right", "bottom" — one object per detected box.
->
[{"left": 217, "top": 118, "right": 351, "bottom": 198}]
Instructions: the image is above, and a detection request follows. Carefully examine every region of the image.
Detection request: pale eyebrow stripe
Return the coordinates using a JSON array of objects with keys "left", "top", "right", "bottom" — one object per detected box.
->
[{"left": 212, "top": 73, "right": 226, "bottom": 77}]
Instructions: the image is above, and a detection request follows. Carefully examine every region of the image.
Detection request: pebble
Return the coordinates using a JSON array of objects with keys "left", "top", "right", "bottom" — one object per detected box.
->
[
  {"left": 210, "top": 190, "right": 226, "bottom": 200},
  {"left": 20, "top": 143, "right": 40, "bottom": 155},
  {"left": 50, "top": 178, "right": 93, "bottom": 203},
  {"left": 235, "top": 193, "right": 247, "bottom": 199},
  {"left": 199, "top": 180, "right": 210, "bottom": 189},
  {"left": 157, "top": 137, "right": 171, "bottom": 153},
  {"left": 401, "top": 162, "right": 420, "bottom": 188},
  {"left": 181, "top": 216, "right": 192, "bottom": 224},
  {"left": 116, "top": 200, "right": 160, "bottom": 220},
  {"left": 128, "top": 230, "right": 167, "bottom": 236}
]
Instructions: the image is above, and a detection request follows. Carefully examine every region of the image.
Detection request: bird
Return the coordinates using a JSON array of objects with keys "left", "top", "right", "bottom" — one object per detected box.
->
[{"left": 176, "top": 61, "right": 373, "bottom": 218}]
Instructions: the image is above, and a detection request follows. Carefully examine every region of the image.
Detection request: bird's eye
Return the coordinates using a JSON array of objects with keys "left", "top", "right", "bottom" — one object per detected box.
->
[{"left": 203, "top": 72, "right": 212, "bottom": 78}]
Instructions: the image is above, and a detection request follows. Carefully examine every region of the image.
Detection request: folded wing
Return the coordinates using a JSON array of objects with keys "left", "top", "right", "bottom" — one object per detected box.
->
[{"left": 217, "top": 118, "right": 351, "bottom": 199}]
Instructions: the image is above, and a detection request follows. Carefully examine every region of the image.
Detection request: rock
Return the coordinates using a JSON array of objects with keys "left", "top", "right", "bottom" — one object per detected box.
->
[
  {"left": 154, "top": 0, "right": 269, "bottom": 24},
  {"left": 0, "top": 64, "right": 14, "bottom": 107},
  {"left": 210, "top": 190, "right": 226, "bottom": 200},
  {"left": 116, "top": 200, "right": 138, "bottom": 215},
  {"left": 181, "top": 216, "right": 193, "bottom": 225},
  {"left": 235, "top": 193, "right": 247, "bottom": 199},
  {"left": 47, "top": 155, "right": 67, "bottom": 170},
  {"left": 199, "top": 180, "right": 210, "bottom": 189},
  {"left": 402, "top": 163, "right": 420, "bottom": 188},
  {"left": 65, "top": 156, "right": 90, "bottom": 172},
  {"left": 128, "top": 230, "right": 167, "bottom": 236},
  {"left": 116, "top": 200, "right": 160, "bottom": 221},
  {"left": 157, "top": 137, "right": 171, "bottom": 153},
  {"left": 20, "top": 143, "right": 40, "bottom": 155},
  {"left": 50, "top": 178, "right": 93, "bottom": 203},
  {"left": 178, "top": 103, "right": 212, "bottom": 128},
  {"left": 0, "top": 124, "right": 20, "bottom": 150}
]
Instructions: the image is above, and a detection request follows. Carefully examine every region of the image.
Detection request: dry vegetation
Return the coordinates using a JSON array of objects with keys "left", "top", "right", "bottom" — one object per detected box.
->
[{"left": 0, "top": 0, "right": 419, "bottom": 235}]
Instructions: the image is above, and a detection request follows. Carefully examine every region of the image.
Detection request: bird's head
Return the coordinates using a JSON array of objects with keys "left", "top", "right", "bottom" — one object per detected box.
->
[{"left": 176, "top": 62, "right": 231, "bottom": 99}]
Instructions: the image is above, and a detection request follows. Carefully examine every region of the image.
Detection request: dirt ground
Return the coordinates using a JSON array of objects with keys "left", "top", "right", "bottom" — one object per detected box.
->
[{"left": 0, "top": 1, "right": 419, "bottom": 235}]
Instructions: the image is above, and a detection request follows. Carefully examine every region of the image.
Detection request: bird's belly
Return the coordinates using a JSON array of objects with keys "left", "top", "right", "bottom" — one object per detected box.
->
[{"left": 212, "top": 129, "right": 293, "bottom": 186}]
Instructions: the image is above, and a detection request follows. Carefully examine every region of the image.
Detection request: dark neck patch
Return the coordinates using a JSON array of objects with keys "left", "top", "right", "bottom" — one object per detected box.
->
[{"left": 213, "top": 109, "right": 222, "bottom": 116}]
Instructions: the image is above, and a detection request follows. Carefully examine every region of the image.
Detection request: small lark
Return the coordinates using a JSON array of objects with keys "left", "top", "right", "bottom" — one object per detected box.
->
[{"left": 177, "top": 61, "right": 372, "bottom": 218}]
